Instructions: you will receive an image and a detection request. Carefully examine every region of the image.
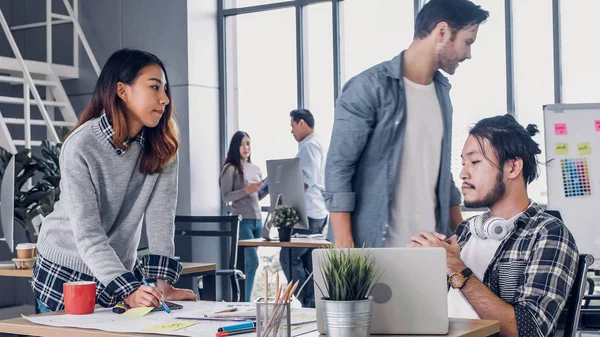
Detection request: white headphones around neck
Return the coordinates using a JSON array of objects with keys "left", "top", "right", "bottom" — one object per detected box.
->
[{"left": 469, "top": 214, "right": 514, "bottom": 241}]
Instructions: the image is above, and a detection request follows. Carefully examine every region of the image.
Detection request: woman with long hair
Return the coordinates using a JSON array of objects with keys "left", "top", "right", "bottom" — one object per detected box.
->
[
  {"left": 32, "top": 48, "right": 196, "bottom": 312},
  {"left": 220, "top": 131, "right": 268, "bottom": 301}
]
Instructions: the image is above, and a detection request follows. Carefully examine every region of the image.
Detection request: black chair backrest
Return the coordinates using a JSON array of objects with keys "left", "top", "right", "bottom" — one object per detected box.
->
[
  {"left": 546, "top": 210, "right": 563, "bottom": 221},
  {"left": 174, "top": 215, "right": 242, "bottom": 270},
  {"left": 558, "top": 254, "right": 595, "bottom": 337}
]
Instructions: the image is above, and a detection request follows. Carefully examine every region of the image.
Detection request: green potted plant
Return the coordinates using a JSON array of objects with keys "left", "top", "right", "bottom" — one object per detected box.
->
[
  {"left": 0, "top": 141, "right": 63, "bottom": 243},
  {"left": 317, "top": 248, "right": 379, "bottom": 337},
  {"left": 270, "top": 205, "right": 299, "bottom": 242}
]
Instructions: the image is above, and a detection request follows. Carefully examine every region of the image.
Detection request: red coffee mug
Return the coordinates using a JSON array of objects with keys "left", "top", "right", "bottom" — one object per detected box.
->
[{"left": 63, "top": 281, "right": 96, "bottom": 315}]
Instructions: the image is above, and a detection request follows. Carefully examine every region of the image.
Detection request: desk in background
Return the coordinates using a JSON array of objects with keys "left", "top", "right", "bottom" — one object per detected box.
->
[
  {"left": 0, "top": 262, "right": 218, "bottom": 301},
  {"left": 237, "top": 238, "right": 333, "bottom": 301}
]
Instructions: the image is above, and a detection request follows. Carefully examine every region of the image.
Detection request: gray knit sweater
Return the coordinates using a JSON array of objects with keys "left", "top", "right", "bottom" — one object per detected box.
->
[
  {"left": 36, "top": 118, "right": 178, "bottom": 286},
  {"left": 220, "top": 161, "right": 267, "bottom": 220}
]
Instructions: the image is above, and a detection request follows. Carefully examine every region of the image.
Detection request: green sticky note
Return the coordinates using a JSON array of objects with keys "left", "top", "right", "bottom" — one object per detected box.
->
[
  {"left": 555, "top": 143, "right": 568, "bottom": 155},
  {"left": 121, "top": 307, "right": 154, "bottom": 317},
  {"left": 143, "top": 321, "right": 198, "bottom": 332},
  {"left": 578, "top": 143, "right": 592, "bottom": 156}
]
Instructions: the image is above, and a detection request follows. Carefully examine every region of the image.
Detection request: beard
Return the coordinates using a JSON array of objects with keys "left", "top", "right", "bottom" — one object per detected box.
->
[
  {"left": 437, "top": 41, "right": 459, "bottom": 75},
  {"left": 464, "top": 170, "right": 506, "bottom": 209}
]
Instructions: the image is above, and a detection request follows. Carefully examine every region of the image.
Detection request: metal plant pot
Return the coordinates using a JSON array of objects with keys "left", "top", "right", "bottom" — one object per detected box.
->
[{"left": 321, "top": 296, "right": 373, "bottom": 337}]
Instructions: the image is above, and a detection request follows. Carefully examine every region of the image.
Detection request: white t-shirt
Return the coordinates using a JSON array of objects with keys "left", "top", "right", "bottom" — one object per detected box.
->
[
  {"left": 386, "top": 77, "right": 443, "bottom": 247},
  {"left": 447, "top": 211, "right": 525, "bottom": 318},
  {"left": 296, "top": 133, "right": 328, "bottom": 219}
]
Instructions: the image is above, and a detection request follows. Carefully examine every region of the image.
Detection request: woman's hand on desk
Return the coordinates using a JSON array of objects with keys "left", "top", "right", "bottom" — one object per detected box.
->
[
  {"left": 123, "top": 284, "right": 164, "bottom": 308},
  {"left": 157, "top": 279, "right": 198, "bottom": 301}
]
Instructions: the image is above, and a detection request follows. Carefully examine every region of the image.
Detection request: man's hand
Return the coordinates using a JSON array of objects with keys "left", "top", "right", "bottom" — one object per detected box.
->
[
  {"left": 330, "top": 212, "right": 354, "bottom": 248},
  {"left": 335, "top": 235, "right": 355, "bottom": 248},
  {"left": 408, "top": 231, "right": 465, "bottom": 276}
]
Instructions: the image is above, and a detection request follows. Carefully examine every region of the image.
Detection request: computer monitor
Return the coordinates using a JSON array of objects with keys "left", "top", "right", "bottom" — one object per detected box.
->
[
  {"left": 0, "top": 154, "right": 15, "bottom": 253},
  {"left": 266, "top": 158, "right": 309, "bottom": 230}
]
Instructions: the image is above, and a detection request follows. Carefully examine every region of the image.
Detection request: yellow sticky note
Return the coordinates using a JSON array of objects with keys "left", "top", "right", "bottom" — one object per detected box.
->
[
  {"left": 143, "top": 321, "right": 198, "bottom": 332},
  {"left": 121, "top": 307, "right": 154, "bottom": 317},
  {"left": 555, "top": 143, "right": 568, "bottom": 155},
  {"left": 578, "top": 143, "right": 592, "bottom": 155}
]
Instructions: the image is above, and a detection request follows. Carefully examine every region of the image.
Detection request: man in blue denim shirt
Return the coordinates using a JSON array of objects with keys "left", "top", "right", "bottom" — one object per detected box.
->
[{"left": 324, "top": 0, "right": 489, "bottom": 248}]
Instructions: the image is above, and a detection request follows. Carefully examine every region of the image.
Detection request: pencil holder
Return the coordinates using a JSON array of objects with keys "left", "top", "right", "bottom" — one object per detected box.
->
[{"left": 256, "top": 302, "right": 291, "bottom": 337}]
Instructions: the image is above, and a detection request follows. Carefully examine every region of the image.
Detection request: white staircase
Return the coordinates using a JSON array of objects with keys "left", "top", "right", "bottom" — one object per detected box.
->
[{"left": 0, "top": 0, "right": 99, "bottom": 153}]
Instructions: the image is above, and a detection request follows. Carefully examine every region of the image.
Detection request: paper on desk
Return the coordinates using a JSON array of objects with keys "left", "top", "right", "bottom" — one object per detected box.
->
[
  {"left": 122, "top": 307, "right": 154, "bottom": 317},
  {"left": 143, "top": 320, "right": 198, "bottom": 331},
  {"left": 22, "top": 301, "right": 317, "bottom": 337},
  {"left": 207, "top": 302, "right": 256, "bottom": 317}
]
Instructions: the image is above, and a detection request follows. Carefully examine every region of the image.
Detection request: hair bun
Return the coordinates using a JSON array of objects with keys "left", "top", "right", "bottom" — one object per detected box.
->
[{"left": 525, "top": 124, "right": 539, "bottom": 137}]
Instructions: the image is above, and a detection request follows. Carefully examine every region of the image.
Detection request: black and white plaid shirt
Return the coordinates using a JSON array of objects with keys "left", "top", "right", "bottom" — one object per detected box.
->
[
  {"left": 455, "top": 203, "right": 579, "bottom": 337},
  {"left": 98, "top": 110, "right": 145, "bottom": 155},
  {"left": 33, "top": 254, "right": 182, "bottom": 311}
]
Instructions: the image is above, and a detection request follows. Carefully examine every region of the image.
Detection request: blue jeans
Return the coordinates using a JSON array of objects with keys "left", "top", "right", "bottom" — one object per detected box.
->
[
  {"left": 239, "top": 219, "right": 262, "bottom": 302},
  {"left": 36, "top": 298, "right": 51, "bottom": 313},
  {"left": 280, "top": 217, "right": 327, "bottom": 308}
]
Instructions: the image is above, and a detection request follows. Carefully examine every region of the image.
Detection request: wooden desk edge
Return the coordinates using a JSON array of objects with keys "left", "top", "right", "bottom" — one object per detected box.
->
[
  {"left": 179, "top": 262, "right": 216, "bottom": 275},
  {"left": 0, "top": 315, "right": 499, "bottom": 337},
  {"left": 0, "top": 317, "right": 165, "bottom": 337},
  {"left": 455, "top": 318, "right": 500, "bottom": 337},
  {"left": 0, "top": 263, "right": 217, "bottom": 278}
]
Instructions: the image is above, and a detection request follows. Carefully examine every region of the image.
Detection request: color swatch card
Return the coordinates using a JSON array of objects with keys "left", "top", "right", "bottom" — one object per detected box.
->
[{"left": 561, "top": 158, "right": 592, "bottom": 198}]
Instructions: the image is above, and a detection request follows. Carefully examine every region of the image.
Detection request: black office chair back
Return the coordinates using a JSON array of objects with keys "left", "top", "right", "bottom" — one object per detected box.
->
[
  {"left": 174, "top": 215, "right": 243, "bottom": 300},
  {"left": 557, "top": 254, "right": 595, "bottom": 337},
  {"left": 546, "top": 210, "right": 563, "bottom": 221}
]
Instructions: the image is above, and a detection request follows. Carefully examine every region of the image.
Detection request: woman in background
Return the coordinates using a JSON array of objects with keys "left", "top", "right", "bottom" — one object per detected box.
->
[{"left": 220, "top": 131, "right": 268, "bottom": 301}]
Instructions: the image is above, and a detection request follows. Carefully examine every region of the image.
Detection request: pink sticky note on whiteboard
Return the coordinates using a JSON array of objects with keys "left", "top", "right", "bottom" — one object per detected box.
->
[
  {"left": 554, "top": 123, "right": 567, "bottom": 135},
  {"left": 595, "top": 120, "right": 600, "bottom": 132}
]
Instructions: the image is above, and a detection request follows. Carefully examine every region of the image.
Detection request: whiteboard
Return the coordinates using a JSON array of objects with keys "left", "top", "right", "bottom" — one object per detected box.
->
[{"left": 544, "top": 103, "right": 600, "bottom": 258}]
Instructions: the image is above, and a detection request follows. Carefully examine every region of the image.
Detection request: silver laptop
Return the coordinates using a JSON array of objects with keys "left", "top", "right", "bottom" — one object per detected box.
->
[{"left": 312, "top": 248, "right": 449, "bottom": 335}]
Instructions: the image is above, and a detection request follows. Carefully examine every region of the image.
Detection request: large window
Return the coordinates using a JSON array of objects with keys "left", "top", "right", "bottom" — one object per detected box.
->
[
  {"left": 449, "top": 0, "right": 507, "bottom": 189},
  {"left": 305, "top": 2, "right": 335, "bottom": 150},
  {"left": 513, "top": 1, "right": 554, "bottom": 204},
  {"left": 228, "top": 8, "right": 298, "bottom": 176},
  {"left": 221, "top": 0, "right": 595, "bottom": 209},
  {"left": 341, "top": 0, "right": 414, "bottom": 83},
  {"left": 561, "top": 0, "right": 600, "bottom": 103}
]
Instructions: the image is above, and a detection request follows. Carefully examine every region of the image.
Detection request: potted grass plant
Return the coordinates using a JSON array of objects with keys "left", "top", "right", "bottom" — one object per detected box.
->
[
  {"left": 271, "top": 205, "right": 299, "bottom": 242},
  {"left": 317, "top": 248, "right": 379, "bottom": 337}
]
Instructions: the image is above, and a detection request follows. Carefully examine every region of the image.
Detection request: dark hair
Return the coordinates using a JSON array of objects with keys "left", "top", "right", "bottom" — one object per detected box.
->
[
  {"left": 414, "top": 0, "right": 489, "bottom": 39},
  {"left": 71, "top": 48, "right": 179, "bottom": 174},
  {"left": 222, "top": 131, "right": 251, "bottom": 179},
  {"left": 469, "top": 114, "right": 542, "bottom": 185},
  {"left": 289, "top": 108, "right": 315, "bottom": 129}
]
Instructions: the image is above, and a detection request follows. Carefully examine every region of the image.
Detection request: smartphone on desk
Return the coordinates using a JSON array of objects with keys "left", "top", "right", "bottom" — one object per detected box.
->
[{"left": 150, "top": 301, "right": 183, "bottom": 312}]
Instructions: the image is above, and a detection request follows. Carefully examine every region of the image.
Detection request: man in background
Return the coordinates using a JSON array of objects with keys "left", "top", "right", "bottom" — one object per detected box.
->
[{"left": 280, "top": 108, "right": 327, "bottom": 308}]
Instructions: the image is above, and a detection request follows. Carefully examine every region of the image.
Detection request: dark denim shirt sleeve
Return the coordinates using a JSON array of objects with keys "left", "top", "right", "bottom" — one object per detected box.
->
[{"left": 323, "top": 75, "right": 378, "bottom": 212}]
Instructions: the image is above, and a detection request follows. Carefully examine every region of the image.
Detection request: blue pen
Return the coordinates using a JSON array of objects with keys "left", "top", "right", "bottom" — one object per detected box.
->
[
  {"left": 218, "top": 321, "right": 256, "bottom": 332},
  {"left": 141, "top": 279, "right": 171, "bottom": 314}
]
